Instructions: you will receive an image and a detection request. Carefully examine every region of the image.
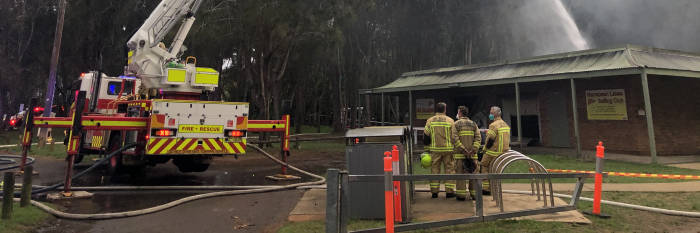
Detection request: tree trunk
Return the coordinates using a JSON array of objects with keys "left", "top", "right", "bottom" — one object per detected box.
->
[
  {"left": 314, "top": 97, "right": 320, "bottom": 133},
  {"left": 272, "top": 82, "right": 281, "bottom": 120},
  {"left": 0, "top": 87, "right": 6, "bottom": 120},
  {"left": 294, "top": 87, "right": 304, "bottom": 134}
]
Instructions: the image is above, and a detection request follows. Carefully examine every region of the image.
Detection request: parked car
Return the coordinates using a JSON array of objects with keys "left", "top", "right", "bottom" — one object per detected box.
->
[{"left": 8, "top": 111, "right": 26, "bottom": 130}]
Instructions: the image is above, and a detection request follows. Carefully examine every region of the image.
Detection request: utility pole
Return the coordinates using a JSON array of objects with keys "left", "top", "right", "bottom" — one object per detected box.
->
[{"left": 40, "top": 0, "right": 67, "bottom": 141}]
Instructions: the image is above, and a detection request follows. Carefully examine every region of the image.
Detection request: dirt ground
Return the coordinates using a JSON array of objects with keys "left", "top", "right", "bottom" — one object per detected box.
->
[{"left": 5, "top": 146, "right": 345, "bottom": 233}]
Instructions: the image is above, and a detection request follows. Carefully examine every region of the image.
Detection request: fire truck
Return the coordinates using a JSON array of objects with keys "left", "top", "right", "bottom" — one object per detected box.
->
[{"left": 26, "top": 0, "right": 290, "bottom": 174}]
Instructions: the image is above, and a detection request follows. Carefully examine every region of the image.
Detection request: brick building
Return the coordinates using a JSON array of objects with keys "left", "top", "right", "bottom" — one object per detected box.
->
[{"left": 362, "top": 45, "right": 700, "bottom": 161}]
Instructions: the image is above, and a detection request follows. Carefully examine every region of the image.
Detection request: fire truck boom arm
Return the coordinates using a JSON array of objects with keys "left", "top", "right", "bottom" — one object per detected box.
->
[
  {"left": 125, "top": 0, "right": 216, "bottom": 94},
  {"left": 127, "top": 0, "right": 203, "bottom": 54}
]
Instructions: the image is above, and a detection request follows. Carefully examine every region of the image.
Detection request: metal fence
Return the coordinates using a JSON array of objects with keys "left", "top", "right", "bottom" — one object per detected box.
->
[{"left": 326, "top": 169, "right": 594, "bottom": 233}]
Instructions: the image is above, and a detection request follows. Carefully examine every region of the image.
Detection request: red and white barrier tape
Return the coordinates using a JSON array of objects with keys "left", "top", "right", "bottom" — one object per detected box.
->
[{"left": 547, "top": 169, "right": 700, "bottom": 180}]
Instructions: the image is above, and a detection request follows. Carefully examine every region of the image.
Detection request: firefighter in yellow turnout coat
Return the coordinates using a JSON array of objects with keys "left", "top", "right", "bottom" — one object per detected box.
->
[
  {"left": 480, "top": 106, "right": 510, "bottom": 194},
  {"left": 453, "top": 106, "right": 481, "bottom": 200},
  {"left": 424, "top": 102, "right": 468, "bottom": 198}
]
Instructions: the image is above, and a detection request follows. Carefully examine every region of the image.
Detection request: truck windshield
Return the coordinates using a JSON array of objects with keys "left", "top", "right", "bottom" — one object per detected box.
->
[{"left": 107, "top": 81, "right": 134, "bottom": 95}]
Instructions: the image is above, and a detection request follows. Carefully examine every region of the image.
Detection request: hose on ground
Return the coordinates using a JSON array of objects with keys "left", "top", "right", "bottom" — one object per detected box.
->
[
  {"left": 19, "top": 184, "right": 324, "bottom": 191},
  {"left": 502, "top": 189, "right": 700, "bottom": 218},
  {"left": 25, "top": 144, "right": 325, "bottom": 220},
  {"left": 0, "top": 154, "right": 36, "bottom": 171},
  {"left": 30, "top": 143, "right": 137, "bottom": 194}
]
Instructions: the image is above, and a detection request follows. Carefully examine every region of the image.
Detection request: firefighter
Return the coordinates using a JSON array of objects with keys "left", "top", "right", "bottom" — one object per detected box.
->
[
  {"left": 424, "top": 102, "right": 468, "bottom": 198},
  {"left": 479, "top": 106, "right": 510, "bottom": 195},
  {"left": 453, "top": 106, "right": 481, "bottom": 201}
]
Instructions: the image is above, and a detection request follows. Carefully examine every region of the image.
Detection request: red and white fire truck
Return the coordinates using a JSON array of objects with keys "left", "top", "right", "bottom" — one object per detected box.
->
[{"left": 26, "top": 0, "right": 290, "bottom": 174}]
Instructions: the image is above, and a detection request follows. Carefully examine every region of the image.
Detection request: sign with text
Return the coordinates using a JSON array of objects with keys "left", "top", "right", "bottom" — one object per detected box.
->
[
  {"left": 178, "top": 124, "right": 224, "bottom": 134},
  {"left": 586, "top": 89, "right": 628, "bottom": 120},
  {"left": 415, "top": 98, "right": 435, "bottom": 120}
]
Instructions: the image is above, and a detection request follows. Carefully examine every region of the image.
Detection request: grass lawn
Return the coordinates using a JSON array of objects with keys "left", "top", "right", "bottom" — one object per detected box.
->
[
  {"left": 0, "top": 203, "right": 51, "bottom": 233},
  {"left": 278, "top": 192, "right": 700, "bottom": 233},
  {"left": 297, "top": 125, "right": 334, "bottom": 134},
  {"left": 413, "top": 154, "right": 700, "bottom": 183},
  {"left": 0, "top": 130, "right": 68, "bottom": 159},
  {"left": 294, "top": 140, "right": 346, "bottom": 153},
  {"left": 0, "top": 130, "right": 21, "bottom": 145}
]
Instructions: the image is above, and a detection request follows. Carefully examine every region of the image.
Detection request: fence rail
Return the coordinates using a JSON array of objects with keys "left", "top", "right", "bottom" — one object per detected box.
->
[{"left": 326, "top": 169, "right": 594, "bottom": 233}]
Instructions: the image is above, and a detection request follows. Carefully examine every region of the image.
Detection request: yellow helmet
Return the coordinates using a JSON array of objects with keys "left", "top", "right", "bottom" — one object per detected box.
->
[{"left": 420, "top": 152, "right": 431, "bottom": 168}]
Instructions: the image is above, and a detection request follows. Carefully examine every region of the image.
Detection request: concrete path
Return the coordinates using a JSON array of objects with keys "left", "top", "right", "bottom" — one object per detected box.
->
[
  {"left": 411, "top": 192, "right": 590, "bottom": 224},
  {"left": 289, "top": 189, "right": 591, "bottom": 224},
  {"left": 288, "top": 189, "right": 326, "bottom": 222},
  {"left": 670, "top": 162, "right": 700, "bottom": 170}
]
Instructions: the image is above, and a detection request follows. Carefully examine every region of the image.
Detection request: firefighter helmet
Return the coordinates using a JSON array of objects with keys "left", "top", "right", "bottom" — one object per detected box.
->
[{"left": 420, "top": 152, "right": 432, "bottom": 168}]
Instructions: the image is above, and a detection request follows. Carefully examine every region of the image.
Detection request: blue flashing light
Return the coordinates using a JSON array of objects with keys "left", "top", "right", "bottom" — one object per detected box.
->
[
  {"left": 108, "top": 84, "right": 117, "bottom": 95},
  {"left": 119, "top": 75, "right": 136, "bottom": 79}
]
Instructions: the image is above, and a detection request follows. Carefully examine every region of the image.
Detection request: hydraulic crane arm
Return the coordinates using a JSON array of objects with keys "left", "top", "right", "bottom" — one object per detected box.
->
[
  {"left": 124, "top": 0, "right": 218, "bottom": 96},
  {"left": 127, "top": 0, "right": 203, "bottom": 55}
]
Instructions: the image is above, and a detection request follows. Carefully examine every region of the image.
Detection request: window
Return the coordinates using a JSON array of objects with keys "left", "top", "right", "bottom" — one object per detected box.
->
[{"left": 107, "top": 81, "right": 134, "bottom": 95}]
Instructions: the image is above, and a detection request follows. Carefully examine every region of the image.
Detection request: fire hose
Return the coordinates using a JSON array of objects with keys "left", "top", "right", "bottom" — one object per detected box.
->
[
  {"left": 9, "top": 140, "right": 699, "bottom": 219},
  {"left": 16, "top": 144, "right": 325, "bottom": 220},
  {"left": 0, "top": 154, "right": 36, "bottom": 171}
]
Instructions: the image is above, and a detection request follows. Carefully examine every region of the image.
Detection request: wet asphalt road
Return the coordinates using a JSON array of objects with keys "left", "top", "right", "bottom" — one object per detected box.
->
[
  {"left": 38, "top": 190, "right": 305, "bottom": 233},
  {"left": 24, "top": 148, "right": 345, "bottom": 233}
]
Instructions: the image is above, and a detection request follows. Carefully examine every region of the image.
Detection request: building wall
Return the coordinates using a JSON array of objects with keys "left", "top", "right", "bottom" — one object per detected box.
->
[
  {"left": 537, "top": 74, "right": 700, "bottom": 155},
  {"left": 533, "top": 80, "right": 574, "bottom": 148},
  {"left": 647, "top": 75, "right": 700, "bottom": 155},
  {"left": 410, "top": 84, "right": 515, "bottom": 128},
  {"left": 402, "top": 74, "right": 700, "bottom": 155},
  {"left": 571, "top": 75, "right": 650, "bottom": 154}
]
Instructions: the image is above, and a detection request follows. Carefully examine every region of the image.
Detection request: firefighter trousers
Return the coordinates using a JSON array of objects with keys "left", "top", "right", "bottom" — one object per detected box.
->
[
  {"left": 454, "top": 158, "right": 469, "bottom": 199},
  {"left": 479, "top": 154, "right": 500, "bottom": 192},
  {"left": 430, "top": 152, "right": 455, "bottom": 195}
]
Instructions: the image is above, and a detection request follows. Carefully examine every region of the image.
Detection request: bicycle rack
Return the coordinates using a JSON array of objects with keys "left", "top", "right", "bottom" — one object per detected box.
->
[{"left": 489, "top": 150, "right": 555, "bottom": 212}]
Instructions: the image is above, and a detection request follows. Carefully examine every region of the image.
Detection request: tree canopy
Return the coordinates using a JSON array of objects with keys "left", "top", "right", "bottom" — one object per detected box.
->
[{"left": 3, "top": 0, "right": 700, "bottom": 130}]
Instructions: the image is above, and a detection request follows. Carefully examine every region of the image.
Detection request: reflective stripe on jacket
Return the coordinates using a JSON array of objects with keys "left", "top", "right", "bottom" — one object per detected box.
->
[
  {"left": 424, "top": 113, "right": 466, "bottom": 153},
  {"left": 484, "top": 119, "right": 510, "bottom": 157},
  {"left": 453, "top": 117, "right": 481, "bottom": 159}
]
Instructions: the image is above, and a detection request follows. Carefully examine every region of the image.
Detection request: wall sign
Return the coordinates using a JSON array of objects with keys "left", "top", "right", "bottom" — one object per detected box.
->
[
  {"left": 415, "top": 98, "right": 434, "bottom": 120},
  {"left": 586, "top": 89, "right": 628, "bottom": 120}
]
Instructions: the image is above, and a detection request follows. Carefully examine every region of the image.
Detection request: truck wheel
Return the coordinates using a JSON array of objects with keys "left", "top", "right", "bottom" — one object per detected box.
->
[
  {"left": 74, "top": 154, "right": 84, "bottom": 164},
  {"left": 106, "top": 135, "right": 123, "bottom": 175},
  {"left": 173, "top": 157, "right": 210, "bottom": 173},
  {"left": 127, "top": 165, "right": 146, "bottom": 180}
]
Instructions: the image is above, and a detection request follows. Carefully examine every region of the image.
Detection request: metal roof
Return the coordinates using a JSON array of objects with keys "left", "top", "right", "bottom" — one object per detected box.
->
[{"left": 367, "top": 45, "right": 700, "bottom": 94}]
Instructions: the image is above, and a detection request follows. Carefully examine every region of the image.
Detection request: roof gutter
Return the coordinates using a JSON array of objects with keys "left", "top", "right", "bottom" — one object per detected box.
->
[{"left": 369, "top": 68, "right": 643, "bottom": 94}]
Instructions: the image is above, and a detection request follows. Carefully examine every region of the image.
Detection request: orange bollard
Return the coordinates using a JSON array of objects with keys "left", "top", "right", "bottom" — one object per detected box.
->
[
  {"left": 383, "top": 151, "right": 394, "bottom": 233},
  {"left": 585, "top": 141, "right": 610, "bottom": 218},
  {"left": 391, "top": 145, "right": 402, "bottom": 222}
]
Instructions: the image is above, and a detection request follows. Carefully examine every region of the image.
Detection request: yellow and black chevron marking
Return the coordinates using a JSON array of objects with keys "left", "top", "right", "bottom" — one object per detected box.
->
[
  {"left": 91, "top": 136, "right": 103, "bottom": 148},
  {"left": 146, "top": 138, "right": 246, "bottom": 155},
  {"left": 66, "top": 137, "right": 80, "bottom": 154}
]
